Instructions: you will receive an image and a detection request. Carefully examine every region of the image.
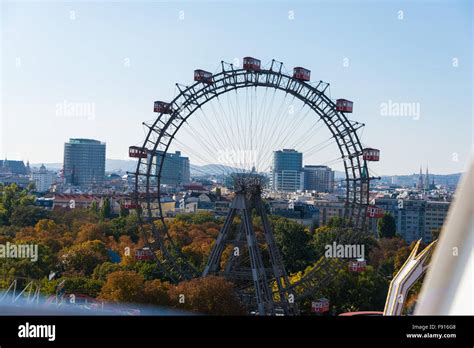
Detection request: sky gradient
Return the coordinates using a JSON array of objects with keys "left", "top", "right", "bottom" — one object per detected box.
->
[{"left": 1, "top": 0, "right": 472, "bottom": 175}]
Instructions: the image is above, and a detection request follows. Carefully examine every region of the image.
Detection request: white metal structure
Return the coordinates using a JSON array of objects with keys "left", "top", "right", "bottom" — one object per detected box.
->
[{"left": 415, "top": 155, "right": 474, "bottom": 315}]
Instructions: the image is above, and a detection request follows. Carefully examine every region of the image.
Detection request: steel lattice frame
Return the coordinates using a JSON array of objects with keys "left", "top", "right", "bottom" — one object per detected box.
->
[{"left": 133, "top": 59, "right": 370, "bottom": 285}]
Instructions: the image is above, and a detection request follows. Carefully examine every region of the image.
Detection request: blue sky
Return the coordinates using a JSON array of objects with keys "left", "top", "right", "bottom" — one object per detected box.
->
[{"left": 1, "top": 0, "right": 472, "bottom": 175}]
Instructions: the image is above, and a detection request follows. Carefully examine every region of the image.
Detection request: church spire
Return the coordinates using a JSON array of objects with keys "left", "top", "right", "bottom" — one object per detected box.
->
[
  {"left": 425, "top": 166, "right": 430, "bottom": 190},
  {"left": 418, "top": 166, "right": 424, "bottom": 189}
]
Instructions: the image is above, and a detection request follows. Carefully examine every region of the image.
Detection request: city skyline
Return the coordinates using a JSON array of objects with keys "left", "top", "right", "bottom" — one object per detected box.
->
[
  {"left": 0, "top": 0, "right": 472, "bottom": 329},
  {"left": 2, "top": 1, "right": 472, "bottom": 176}
]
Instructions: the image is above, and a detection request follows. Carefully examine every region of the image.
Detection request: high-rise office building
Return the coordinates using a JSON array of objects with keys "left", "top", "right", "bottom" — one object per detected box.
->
[
  {"left": 303, "top": 165, "right": 335, "bottom": 192},
  {"left": 63, "top": 138, "right": 106, "bottom": 187},
  {"left": 156, "top": 150, "right": 191, "bottom": 186},
  {"left": 271, "top": 149, "right": 303, "bottom": 192}
]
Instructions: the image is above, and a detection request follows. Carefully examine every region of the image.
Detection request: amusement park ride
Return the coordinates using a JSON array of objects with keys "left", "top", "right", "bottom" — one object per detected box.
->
[
  {"left": 125, "top": 56, "right": 395, "bottom": 315},
  {"left": 202, "top": 174, "right": 294, "bottom": 315},
  {"left": 1, "top": 57, "right": 471, "bottom": 317}
]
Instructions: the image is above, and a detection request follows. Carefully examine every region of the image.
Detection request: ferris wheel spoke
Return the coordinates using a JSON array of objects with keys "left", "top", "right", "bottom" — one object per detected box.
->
[
  {"left": 257, "top": 92, "right": 293, "bottom": 171},
  {"left": 287, "top": 119, "right": 325, "bottom": 152},
  {"left": 207, "top": 99, "right": 241, "bottom": 171},
  {"left": 302, "top": 137, "right": 338, "bottom": 159},
  {"left": 254, "top": 88, "right": 277, "bottom": 172},
  {"left": 174, "top": 137, "right": 233, "bottom": 177},
  {"left": 257, "top": 96, "right": 307, "bottom": 169},
  {"left": 215, "top": 92, "right": 245, "bottom": 172},
  {"left": 177, "top": 117, "right": 235, "bottom": 176},
  {"left": 278, "top": 103, "right": 316, "bottom": 147},
  {"left": 265, "top": 101, "right": 311, "bottom": 154}
]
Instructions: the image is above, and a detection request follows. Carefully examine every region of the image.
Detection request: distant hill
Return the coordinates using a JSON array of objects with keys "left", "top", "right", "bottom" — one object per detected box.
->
[
  {"left": 381, "top": 173, "right": 462, "bottom": 187},
  {"left": 106, "top": 159, "right": 137, "bottom": 172},
  {"left": 31, "top": 162, "right": 62, "bottom": 170},
  {"left": 32, "top": 159, "right": 137, "bottom": 173},
  {"left": 31, "top": 161, "right": 462, "bottom": 186},
  {"left": 191, "top": 164, "right": 240, "bottom": 176},
  {"left": 33, "top": 160, "right": 238, "bottom": 175}
]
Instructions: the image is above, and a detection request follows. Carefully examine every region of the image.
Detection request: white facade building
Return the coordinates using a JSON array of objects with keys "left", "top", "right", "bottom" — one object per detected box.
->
[{"left": 31, "top": 164, "right": 55, "bottom": 192}]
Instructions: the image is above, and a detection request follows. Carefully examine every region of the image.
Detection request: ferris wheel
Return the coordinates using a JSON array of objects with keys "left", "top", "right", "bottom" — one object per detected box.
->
[{"left": 129, "top": 57, "right": 380, "bottom": 315}]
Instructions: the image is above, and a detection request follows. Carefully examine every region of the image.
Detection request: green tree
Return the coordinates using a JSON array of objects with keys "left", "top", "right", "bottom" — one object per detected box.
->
[
  {"left": 90, "top": 201, "right": 99, "bottom": 215},
  {"left": 175, "top": 212, "right": 216, "bottom": 225},
  {"left": 377, "top": 213, "right": 397, "bottom": 239},
  {"left": 100, "top": 198, "right": 112, "bottom": 220},
  {"left": 119, "top": 204, "right": 129, "bottom": 218},
  {"left": 109, "top": 215, "right": 139, "bottom": 242},
  {"left": 58, "top": 276, "right": 104, "bottom": 297},
  {"left": 10, "top": 205, "right": 51, "bottom": 227},
  {"left": 0, "top": 184, "right": 36, "bottom": 225},
  {"left": 431, "top": 227, "right": 441, "bottom": 240},
  {"left": 92, "top": 262, "right": 123, "bottom": 281},
  {"left": 327, "top": 216, "right": 352, "bottom": 228},
  {"left": 0, "top": 242, "right": 57, "bottom": 280},
  {"left": 27, "top": 182, "right": 36, "bottom": 192},
  {"left": 320, "top": 265, "right": 388, "bottom": 314},
  {"left": 273, "top": 218, "right": 315, "bottom": 273}
]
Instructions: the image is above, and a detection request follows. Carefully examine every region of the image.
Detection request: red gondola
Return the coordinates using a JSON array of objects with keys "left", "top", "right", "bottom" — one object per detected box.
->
[
  {"left": 243, "top": 57, "right": 261, "bottom": 71},
  {"left": 311, "top": 298, "right": 330, "bottom": 313},
  {"left": 154, "top": 101, "right": 173, "bottom": 114},
  {"left": 366, "top": 205, "right": 384, "bottom": 218},
  {"left": 362, "top": 148, "right": 380, "bottom": 161},
  {"left": 123, "top": 201, "right": 139, "bottom": 209},
  {"left": 336, "top": 99, "right": 353, "bottom": 113},
  {"left": 194, "top": 69, "right": 213, "bottom": 84},
  {"left": 135, "top": 247, "right": 153, "bottom": 261},
  {"left": 129, "top": 146, "right": 148, "bottom": 158},
  {"left": 349, "top": 259, "right": 367, "bottom": 272},
  {"left": 293, "top": 67, "right": 311, "bottom": 81}
]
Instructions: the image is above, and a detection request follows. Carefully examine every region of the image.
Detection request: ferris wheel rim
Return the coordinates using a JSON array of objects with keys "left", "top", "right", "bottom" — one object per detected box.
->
[{"left": 134, "top": 61, "right": 370, "bottom": 281}]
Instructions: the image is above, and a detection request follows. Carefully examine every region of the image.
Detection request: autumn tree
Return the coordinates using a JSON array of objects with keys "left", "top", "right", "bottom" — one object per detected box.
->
[
  {"left": 369, "top": 237, "right": 406, "bottom": 278},
  {"left": 168, "top": 276, "right": 245, "bottom": 315},
  {"left": 99, "top": 270, "right": 144, "bottom": 303},
  {"left": 50, "top": 207, "right": 100, "bottom": 231},
  {"left": 75, "top": 222, "right": 109, "bottom": 243},
  {"left": 59, "top": 240, "right": 109, "bottom": 276},
  {"left": 143, "top": 279, "right": 171, "bottom": 306},
  {"left": 11, "top": 219, "right": 73, "bottom": 253}
]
